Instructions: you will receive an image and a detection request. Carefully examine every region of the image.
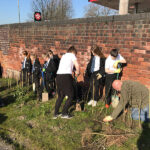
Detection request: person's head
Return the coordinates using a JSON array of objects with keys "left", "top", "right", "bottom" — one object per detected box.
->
[
  {"left": 45, "top": 53, "right": 50, "bottom": 61},
  {"left": 22, "top": 51, "right": 28, "bottom": 58},
  {"left": 42, "top": 53, "right": 46, "bottom": 60},
  {"left": 48, "top": 50, "right": 53, "bottom": 58},
  {"left": 30, "top": 54, "right": 37, "bottom": 62},
  {"left": 112, "top": 80, "right": 122, "bottom": 91},
  {"left": 91, "top": 45, "right": 105, "bottom": 58},
  {"left": 110, "top": 49, "right": 118, "bottom": 60},
  {"left": 67, "top": 46, "right": 77, "bottom": 55}
]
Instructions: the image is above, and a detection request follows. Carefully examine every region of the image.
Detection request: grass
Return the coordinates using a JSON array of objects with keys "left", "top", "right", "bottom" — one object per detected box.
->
[{"left": 0, "top": 78, "right": 150, "bottom": 150}]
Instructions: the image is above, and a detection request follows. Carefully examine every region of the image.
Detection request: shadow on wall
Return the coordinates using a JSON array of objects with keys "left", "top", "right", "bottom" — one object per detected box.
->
[{"left": 137, "top": 113, "right": 150, "bottom": 150}]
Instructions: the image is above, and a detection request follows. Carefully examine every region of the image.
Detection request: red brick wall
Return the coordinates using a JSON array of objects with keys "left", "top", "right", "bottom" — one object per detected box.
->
[{"left": 1, "top": 13, "right": 150, "bottom": 87}]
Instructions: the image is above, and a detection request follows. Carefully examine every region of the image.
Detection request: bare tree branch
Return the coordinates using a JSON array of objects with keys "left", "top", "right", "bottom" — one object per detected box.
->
[
  {"left": 84, "top": 3, "right": 118, "bottom": 18},
  {"left": 29, "top": 0, "right": 73, "bottom": 21}
]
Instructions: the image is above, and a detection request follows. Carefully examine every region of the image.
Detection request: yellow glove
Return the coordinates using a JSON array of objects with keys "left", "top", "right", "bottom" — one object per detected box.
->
[
  {"left": 96, "top": 73, "right": 102, "bottom": 80},
  {"left": 113, "top": 60, "right": 120, "bottom": 68},
  {"left": 114, "top": 68, "right": 121, "bottom": 73},
  {"left": 42, "top": 68, "right": 46, "bottom": 72},
  {"left": 103, "top": 116, "right": 113, "bottom": 122}
]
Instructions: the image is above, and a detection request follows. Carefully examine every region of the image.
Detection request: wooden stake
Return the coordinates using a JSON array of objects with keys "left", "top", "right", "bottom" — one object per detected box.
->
[
  {"left": 149, "top": 91, "right": 150, "bottom": 120},
  {"left": 17, "top": 78, "right": 19, "bottom": 87},
  {"left": 26, "top": 72, "right": 27, "bottom": 85},
  {"left": 32, "top": 73, "right": 33, "bottom": 84},
  {"left": 8, "top": 77, "right": 9, "bottom": 88},
  {"left": 129, "top": 109, "right": 133, "bottom": 129},
  {"left": 10, "top": 78, "right": 12, "bottom": 88},
  {"left": 22, "top": 71, "right": 23, "bottom": 87},
  {"left": 92, "top": 79, "right": 95, "bottom": 114},
  {"left": 86, "top": 85, "right": 90, "bottom": 103},
  {"left": 28, "top": 73, "right": 30, "bottom": 87},
  {"left": 138, "top": 97, "right": 142, "bottom": 129},
  {"left": 123, "top": 97, "right": 126, "bottom": 123}
]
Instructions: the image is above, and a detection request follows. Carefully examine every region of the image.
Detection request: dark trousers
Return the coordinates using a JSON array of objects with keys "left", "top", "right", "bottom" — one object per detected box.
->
[
  {"left": 89, "top": 73, "right": 104, "bottom": 101},
  {"left": 54, "top": 74, "right": 74, "bottom": 115},
  {"left": 105, "top": 73, "right": 118, "bottom": 105},
  {"left": 20, "top": 69, "right": 31, "bottom": 86},
  {"left": 45, "top": 74, "right": 55, "bottom": 97},
  {"left": 33, "top": 75, "right": 42, "bottom": 99}
]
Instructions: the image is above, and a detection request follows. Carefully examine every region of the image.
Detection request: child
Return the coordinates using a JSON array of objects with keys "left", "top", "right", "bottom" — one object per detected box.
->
[
  {"left": 86, "top": 45, "right": 106, "bottom": 107},
  {"left": 30, "top": 54, "right": 42, "bottom": 101},
  {"left": 21, "top": 51, "right": 32, "bottom": 85},
  {"left": 41, "top": 53, "right": 47, "bottom": 88},
  {"left": 48, "top": 50, "right": 60, "bottom": 71},
  {"left": 53, "top": 46, "right": 80, "bottom": 119},
  {"left": 44, "top": 53, "right": 57, "bottom": 98},
  {"left": 48, "top": 50, "right": 60, "bottom": 93},
  {"left": 105, "top": 49, "right": 126, "bottom": 108}
]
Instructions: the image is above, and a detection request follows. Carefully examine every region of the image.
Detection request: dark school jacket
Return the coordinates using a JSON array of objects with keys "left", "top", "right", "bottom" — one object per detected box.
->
[
  {"left": 86, "top": 56, "right": 106, "bottom": 78},
  {"left": 45, "top": 58, "right": 57, "bottom": 80},
  {"left": 32, "top": 58, "right": 42, "bottom": 79},
  {"left": 21, "top": 58, "right": 32, "bottom": 73}
]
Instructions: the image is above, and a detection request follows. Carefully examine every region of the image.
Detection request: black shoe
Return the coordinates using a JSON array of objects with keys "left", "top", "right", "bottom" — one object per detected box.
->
[
  {"left": 52, "top": 113, "right": 62, "bottom": 119},
  {"left": 61, "top": 114, "right": 72, "bottom": 119}
]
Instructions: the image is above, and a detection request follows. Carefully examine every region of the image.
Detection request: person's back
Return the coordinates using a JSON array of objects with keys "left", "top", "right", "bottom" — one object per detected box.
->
[
  {"left": 53, "top": 54, "right": 60, "bottom": 70},
  {"left": 103, "top": 80, "right": 149, "bottom": 122},
  {"left": 121, "top": 80, "right": 149, "bottom": 108},
  {"left": 54, "top": 46, "right": 80, "bottom": 119},
  {"left": 57, "top": 53, "right": 76, "bottom": 75}
]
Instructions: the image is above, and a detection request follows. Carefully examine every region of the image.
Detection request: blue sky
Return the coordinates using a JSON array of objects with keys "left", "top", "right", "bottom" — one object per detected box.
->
[{"left": 0, "top": 0, "right": 90, "bottom": 25}]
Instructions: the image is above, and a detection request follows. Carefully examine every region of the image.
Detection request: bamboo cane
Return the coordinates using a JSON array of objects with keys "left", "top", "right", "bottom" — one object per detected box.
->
[
  {"left": 10, "top": 72, "right": 12, "bottom": 88},
  {"left": 28, "top": 73, "right": 30, "bottom": 87},
  {"left": 26, "top": 72, "right": 27, "bottom": 85},
  {"left": 129, "top": 109, "right": 133, "bottom": 129},
  {"left": 17, "top": 78, "right": 19, "bottom": 87},
  {"left": 22, "top": 71, "right": 23, "bottom": 87},
  {"left": 32, "top": 73, "right": 33, "bottom": 84},
  {"left": 55, "top": 78, "right": 58, "bottom": 99},
  {"left": 10, "top": 78, "right": 12, "bottom": 88},
  {"left": 86, "top": 85, "right": 90, "bottom": 103},
  {"left": 138, "top": 97, "right": 142, "bottom": 129},
  {"left": 92, "top": 79, "right": 95, "bottom": 114},
  {"left": 149, "top": 91, "right": 150, "bottom": 120},
  {"left": 7, "top": 75, "right": 9, "bottom": 88},
  {"left": 123, "top": 95, "right": 126, "bottom": 123}
]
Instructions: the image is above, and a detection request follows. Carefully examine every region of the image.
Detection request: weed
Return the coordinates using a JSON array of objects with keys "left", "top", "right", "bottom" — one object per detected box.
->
[{"left": 0, "top": 78, "right": 150, "bottom": 150}]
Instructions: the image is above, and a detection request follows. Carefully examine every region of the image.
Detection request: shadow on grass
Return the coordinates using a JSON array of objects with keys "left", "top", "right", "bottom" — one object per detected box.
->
[
  {"left": 0, "top": 113, "right": 7, "bottom": 124},
  {"left": 0, "top": 86, "right": 9, "bottom": 92},
  {"left": 0, "top": 131, "right": 25, "bottom": 150},
  {"left": 137, "top": 114, "right": 150, "bottom": 150},
  {"left": 0, "top": 95, "right": 16, "bottom": 107},
  {"left": 0, "top": 82, "right": 17, "bottom": 92}
]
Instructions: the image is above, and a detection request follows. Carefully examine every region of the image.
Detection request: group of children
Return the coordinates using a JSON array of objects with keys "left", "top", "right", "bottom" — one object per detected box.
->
[
  {"left": 86, "top": 46, "right": 126, "bottom": 108},
  {"left": 21, "top": 50, "right": 59, "bottom": 101},
  {"left": 20, "top": 45, "right": 126, "bottom": 119}
]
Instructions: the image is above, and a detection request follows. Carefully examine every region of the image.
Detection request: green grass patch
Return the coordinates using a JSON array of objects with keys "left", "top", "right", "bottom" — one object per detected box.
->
[{"left": 0, "top": 78, "right": 150, "bottom": 150}]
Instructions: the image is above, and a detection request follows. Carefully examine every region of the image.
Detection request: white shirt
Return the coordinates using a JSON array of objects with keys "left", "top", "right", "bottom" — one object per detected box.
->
[
  {"left": 23, "top": 57, "right": 27, "bottom": 69},
  {"left": 105, "top": 54, "right": 124, "bottom": 74},
  {"left": 91, "top": 56, "right": 100, "bottom": 73},
  {"left": 46, "top": 58, "right": 50, "bottom": 68},
  {"left": 57, "top": 53, "right": 77, "bottom": 74},
  {"left": 94, "top": 56, "right": 100, "bottom": 72}
]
